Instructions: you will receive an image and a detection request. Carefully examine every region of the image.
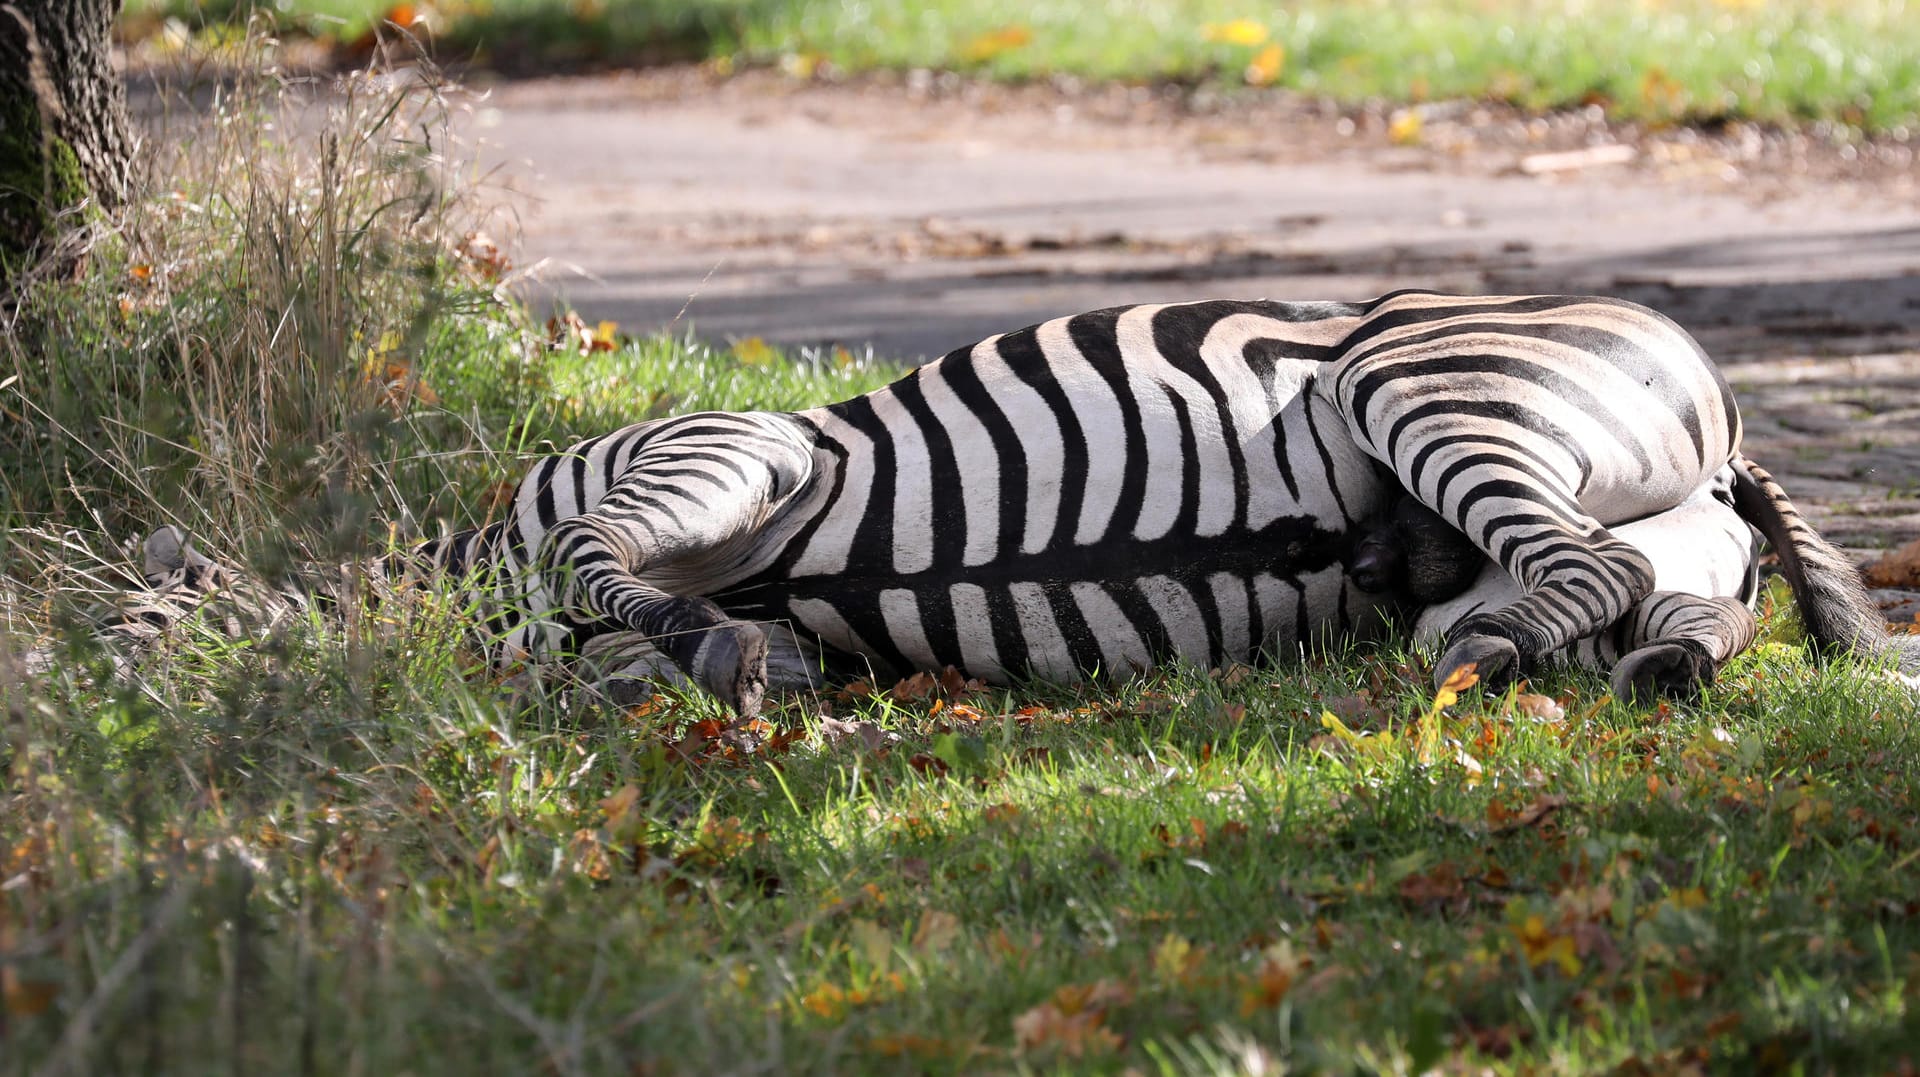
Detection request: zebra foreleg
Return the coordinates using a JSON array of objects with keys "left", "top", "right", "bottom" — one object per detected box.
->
[
  {"left": 575, "top": 624, "right": 825, "bottom": 708},
  {"left": 1415, "top": 482, "right": 1759, "bottom": 698},
  {"left": 1430, "top": 517, "right": 1657, "bottom": 690}
]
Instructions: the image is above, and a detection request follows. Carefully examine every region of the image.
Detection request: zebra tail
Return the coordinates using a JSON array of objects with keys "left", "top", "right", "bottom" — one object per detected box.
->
[{"left": 1729, "top": 455, "right": 1920, "bottom": 674}]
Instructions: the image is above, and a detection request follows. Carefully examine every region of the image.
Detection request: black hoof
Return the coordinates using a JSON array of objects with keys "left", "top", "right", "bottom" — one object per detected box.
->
[
  {"left": 1610, "top": 642, "right": 1712, "bottom": 702},
  {"left": 603, "top": 677, "right": 656, "bottom": 709},
  {"left": 1436, "top": 633, "right": 1519, "bottom": 693},
  {"left": 697, "top": 622, "right": 770, "bottom": 718}
]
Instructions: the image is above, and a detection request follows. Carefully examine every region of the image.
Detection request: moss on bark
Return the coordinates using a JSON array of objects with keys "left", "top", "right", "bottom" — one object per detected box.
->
[{"left": 0, "top": 92, "right": 90, "bottom": 279}]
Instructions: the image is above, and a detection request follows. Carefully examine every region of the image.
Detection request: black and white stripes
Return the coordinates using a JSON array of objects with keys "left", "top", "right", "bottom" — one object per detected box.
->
[{"left": 112, "top": 290, "right": 1909, "bottom": 710}]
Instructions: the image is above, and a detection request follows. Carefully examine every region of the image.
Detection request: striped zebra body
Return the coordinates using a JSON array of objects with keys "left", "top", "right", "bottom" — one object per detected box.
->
[
  {"left": 79, "top": 291, "right": 1917, "bottom": 709},
  {"left": 454, "top": 300, "right": 1400, "bottom": 695},
  {"left": 436, "top": 291, "right": 1779, "bottom": 710}
]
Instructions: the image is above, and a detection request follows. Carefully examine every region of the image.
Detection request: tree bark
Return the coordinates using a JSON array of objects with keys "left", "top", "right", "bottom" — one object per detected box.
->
[{"left": 1, "top": 0, "right": 135, "bottom": 287}]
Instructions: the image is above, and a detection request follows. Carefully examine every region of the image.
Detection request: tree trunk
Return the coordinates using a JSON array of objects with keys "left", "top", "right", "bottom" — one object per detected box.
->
[{"left": 0, "top": 0, "right": 135, "bottom": 289}]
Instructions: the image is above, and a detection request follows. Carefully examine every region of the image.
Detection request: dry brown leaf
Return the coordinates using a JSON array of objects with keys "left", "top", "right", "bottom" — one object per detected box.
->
[
  {"left": 1514, "top": 693, "right": 1566, "bottom": 720},
  {"left": 1491, "top": 793, "right": 1570, "bottom": 835},
  {"left": 1864, "top": 538, "right": 1920, "bottom": 588},
  {"left": 890, "top": 671, "right": 937, "bottom": 701},
  {"left": 913, "top": 910, "right": 960, "bottom": 954},
  {"left": 818, "top": 716, "right": 893, "bottom": 752},
  {"left": 1396, "top": 861, "right": 1465, "bottom": 906}
]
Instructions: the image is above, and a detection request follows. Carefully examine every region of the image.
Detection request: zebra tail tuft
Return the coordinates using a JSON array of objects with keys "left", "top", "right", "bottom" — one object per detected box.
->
[{"left": 1730, "top": 455, "right": 1920, "bottom": 675}]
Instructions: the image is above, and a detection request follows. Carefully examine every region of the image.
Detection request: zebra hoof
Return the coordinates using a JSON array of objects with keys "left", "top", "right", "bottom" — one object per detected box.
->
[
  {"left": 603, "top": 676, "right": 657, "bottom": 709},
  {"left": 695, "top": 621, "right": 770, "bottom": 717},
  {"left": 1611, "top": 642, "right": 1711, "bottom": 702},
  {"left": 1435, "top": 633, "right": 1519, "bottom": 693}
]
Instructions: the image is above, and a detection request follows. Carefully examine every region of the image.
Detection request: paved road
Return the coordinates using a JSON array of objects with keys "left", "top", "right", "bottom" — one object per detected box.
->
[{"left": 463, "top": 70, "right": 1920, "bottom": 546}]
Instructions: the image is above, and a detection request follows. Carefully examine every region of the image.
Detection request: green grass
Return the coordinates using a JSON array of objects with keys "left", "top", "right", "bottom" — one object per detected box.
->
[
  {"left": 8, "top": 39, "right": 1920, "bottom": 1077},
  {"left": 124, "top": 0, "right": 1920, "bottom": 133}
]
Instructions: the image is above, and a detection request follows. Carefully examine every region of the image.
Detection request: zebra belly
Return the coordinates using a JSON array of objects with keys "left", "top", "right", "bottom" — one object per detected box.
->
[{"left": 711, "top": 522, "right": 1393, "bottom": 682}]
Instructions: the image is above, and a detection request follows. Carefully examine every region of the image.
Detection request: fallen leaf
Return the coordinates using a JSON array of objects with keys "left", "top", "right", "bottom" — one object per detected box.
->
[
  {"left": 548, "top": 310, "right": 596, "bottom": 354},
  {"left": 1865, "top": 538, "right": 1920, "bottom": 588},
  {"left": 591, "top": 320, "right": 619, "bottom": 352},
  {"left": 1244, "top": 42, "right": 1285, "bottom": 85},
  {"left": 732, "top": 336, "right": 777, "bottom": 365},
  {"left": 1013, "top": 980, "right": 1130, "bottom": 1058},
  {"left": 818, "top": 716, "right": 893, "bottom": 752},
  {"left": 1323, "top": 691, "right": 1385, "bottom": 726},
  {"left": 455, "top": 230, "right": 510, "bottom": 279},
  {"left": 600, "top": 784, "right": 640, "bottom": 823},
  {"left": 1397, "top": 861, "right": 1465, "bottom": 906},
  {"left": 1201, "top": 18, "right": 1268, "bottom": 45},
  {"left": 1388, "top": 108, "right": 1424, "bottom": 145},
  {"left": 1151, "top": 932, "right": 1205, "bottom": 987},
  {"left": 982, "top": 802, "right": 1022, "bottom": 825},
  {"left": 963, "top": 24, "right": 1032, "bottom": 63},
  {"left": 913, "top": 910, "right": 960, "bottom": 954},
  {"left": 2, "top": 975, "right": 58, "bottom": 1018},
  {"left": 907, "top": 752, "right": 949, "bottom": 777},
  {"left": 1435, "top": 662, "right": 1480, "bottom": 706},
  {"left": 1238, "top": 942, "right": 1304, "bottom": 1015},
  {"left": 1514, "top": 693, "right": 1565, "bottom": 720},
  {"left": 568, "top": 828, "right": 612, "bottom": 881},
  {"left": 890, "top": 671, "right": 937, "bottom": 701},
  {"left": 1490, "top": 793, "right": 1568, "bottom": 835},
  {"left": 1513, "top": 913, "right": 1582, "bottom": 975}
]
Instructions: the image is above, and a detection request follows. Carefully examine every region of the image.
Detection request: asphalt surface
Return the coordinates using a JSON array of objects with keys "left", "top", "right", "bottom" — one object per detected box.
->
[{"left": 460, "top": 68, "right": 1920, "bottom": 547}]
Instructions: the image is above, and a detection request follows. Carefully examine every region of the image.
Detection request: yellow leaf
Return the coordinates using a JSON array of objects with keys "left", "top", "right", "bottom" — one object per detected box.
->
[
  {"left": 780, "top": 51, "right": 822, "bottom": 79},
  {"left": 1388, "top": 109, "right": 1425, "bottom": 145},
  {"left": 962, "top": 24, "right": 1033, "bottom": 63},
  {"left": 801, "top": 981, "right": 848, "bottom": 1019},
  {"left": 733, "top": 336, "right": 777, "bottom": 366},
  {"left": 1152, "top": 932, "right": 1204, "bottom": 986},
  {"left": 1202, "top": 18, "right": 1268, "bottom": 46},
  {"left": 1668, "top": 886, "right": 1709, "bottom": 910},
  {"left": 1244, "top": 42, "right": 1285, "bottom": 85},
  {"left": 1437, "top": 662, "right": 1480, "bottom": 696},
  {"left": 1320, "top": 709, "right": 1360, "bottom": 742},
  {"left": 1513, "top": 913, "right": 1583, "bottom": 975}
]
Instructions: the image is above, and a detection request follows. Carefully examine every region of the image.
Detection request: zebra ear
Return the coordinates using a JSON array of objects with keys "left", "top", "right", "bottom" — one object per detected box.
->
[{"left": 142, "top": 526, "right": 214, "bottom": 581}]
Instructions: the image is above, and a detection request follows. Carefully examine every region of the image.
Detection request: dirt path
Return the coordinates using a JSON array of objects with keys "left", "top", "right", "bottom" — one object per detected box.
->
[{"left": 462, "top": 68, "right": 1920, "bottom": 547}]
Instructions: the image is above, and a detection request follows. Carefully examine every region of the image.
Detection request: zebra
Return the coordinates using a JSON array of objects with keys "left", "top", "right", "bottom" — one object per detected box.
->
[
  {"left": 67, "top": 292, "right": 1916, "bottom": 711},
  {"left": 365, "top": 290, "right": 1912, "bottom": 712}
]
